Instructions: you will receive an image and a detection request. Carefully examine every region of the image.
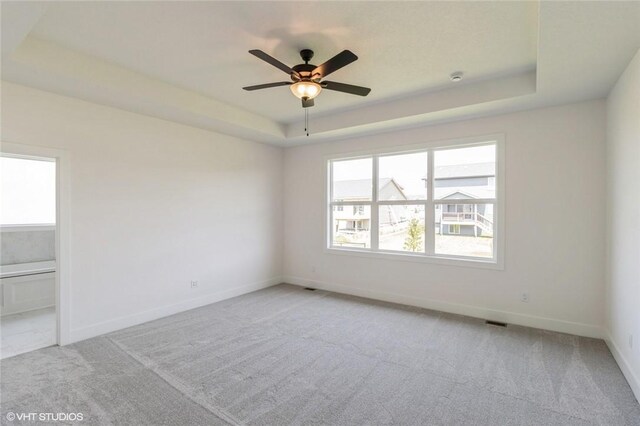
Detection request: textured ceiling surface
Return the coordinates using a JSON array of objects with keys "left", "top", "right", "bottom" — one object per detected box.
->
[
  {"left": 29, "top": 1, "right": 538, "bottom": 122},
  {"left": 1, "top": 1, "right": 639, "bottom": 145}
]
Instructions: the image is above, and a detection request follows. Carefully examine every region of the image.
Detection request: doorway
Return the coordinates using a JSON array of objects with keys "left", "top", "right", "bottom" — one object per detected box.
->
[{"left": 1, "top": 153, "right": 58, "bottom": 358}]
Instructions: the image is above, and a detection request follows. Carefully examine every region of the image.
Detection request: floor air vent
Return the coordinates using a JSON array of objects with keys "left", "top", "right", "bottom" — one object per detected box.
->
[
  {"left": 485, "top": 320, "right": 507, "bottom": 327},
  {"left": 304, "top": 287, "right": 316, "bottom": 291}
]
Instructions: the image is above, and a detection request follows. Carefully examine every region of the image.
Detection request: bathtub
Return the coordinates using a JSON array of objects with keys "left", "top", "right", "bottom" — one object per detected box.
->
[{"left": 0, "top": 260, "right": 55, "bottom": 316}]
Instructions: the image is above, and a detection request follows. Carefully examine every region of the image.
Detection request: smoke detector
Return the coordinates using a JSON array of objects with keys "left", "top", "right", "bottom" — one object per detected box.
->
[{"left": 450, "top": 72, "right": 463, "bottom": 82}]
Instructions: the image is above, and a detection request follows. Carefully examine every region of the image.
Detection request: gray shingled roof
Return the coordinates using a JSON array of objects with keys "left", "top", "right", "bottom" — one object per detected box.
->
[
  {"left": 334, "top": 163, "right": 494, "bottom": 200},
  {"left": 333, "top": 178, "right": 400, "bottom": 200},
  {"left": 434, "top": 162, "right": 494, "bottom": 179}
]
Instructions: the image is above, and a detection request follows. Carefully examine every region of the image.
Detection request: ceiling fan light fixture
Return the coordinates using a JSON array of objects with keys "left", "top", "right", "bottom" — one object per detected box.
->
[{"left": 290, "top": 81, "right": 322, "bottom": 100}]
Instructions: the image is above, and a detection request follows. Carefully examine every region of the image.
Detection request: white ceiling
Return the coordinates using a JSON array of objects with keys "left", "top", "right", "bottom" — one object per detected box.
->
[
  {"left": 28, "top": 1, "right": 538, "bottom": 123},
  {"left": 2, "top": 1, "right": 639, "bottom": 146}
]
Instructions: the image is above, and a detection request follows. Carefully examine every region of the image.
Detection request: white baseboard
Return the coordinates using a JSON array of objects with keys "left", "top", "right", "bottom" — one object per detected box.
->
[
  {"left": 283, "top": 276, "right": 605, "bottom": 339},
  {"left": 605, "top": 332, "right": 640, "bottom": 402},
  {"left": 68, "top": 276, "right": 282, "bottom": 344}
]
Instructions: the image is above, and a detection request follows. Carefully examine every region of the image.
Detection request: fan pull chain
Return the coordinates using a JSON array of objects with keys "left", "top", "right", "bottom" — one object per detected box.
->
[{"left": 304, "top": 109, "right": 310, "bottom": 137}]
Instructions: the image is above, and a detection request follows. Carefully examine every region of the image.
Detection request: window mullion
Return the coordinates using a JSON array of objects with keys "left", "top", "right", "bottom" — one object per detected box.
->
[
  {"left": 371, "top": 155, "right": 379, "bottom": 250},
  {"left": 330, "top": 201, "right": 372, "bottom": 206},
  {"left": 425, "top": 150, "right": 435, "bottom": 256}
]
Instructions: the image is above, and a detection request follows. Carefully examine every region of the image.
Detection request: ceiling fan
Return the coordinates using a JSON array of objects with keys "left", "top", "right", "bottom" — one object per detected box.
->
[{"left": 242, "top": 49, "right": 371, "bottom": 108}]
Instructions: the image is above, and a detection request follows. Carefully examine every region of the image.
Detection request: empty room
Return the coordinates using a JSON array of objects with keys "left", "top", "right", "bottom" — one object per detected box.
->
[{"left": 0, "top": 1, "right": 639, "bottom": 425}]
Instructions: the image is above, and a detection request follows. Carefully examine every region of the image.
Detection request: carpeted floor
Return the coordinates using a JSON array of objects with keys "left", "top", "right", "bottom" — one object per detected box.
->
[{"left": 1, "top": 284, "right": 639, "bottom": 425}]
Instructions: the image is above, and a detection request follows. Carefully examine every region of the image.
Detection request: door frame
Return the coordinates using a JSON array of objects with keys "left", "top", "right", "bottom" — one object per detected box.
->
[{"left": 1, "top": 142, "right": 71, "bottom": 345}]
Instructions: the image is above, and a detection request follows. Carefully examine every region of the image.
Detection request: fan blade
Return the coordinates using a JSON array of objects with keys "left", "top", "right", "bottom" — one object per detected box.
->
[
  {"left": 243, "top": 82, "right": 292, "bottom": 91},
  {"left": 322, "top": 81, "right": 371, "bottom": 96},
  {"left": 302, "top": 98, "right": 314, "bottom": 108},
  {"left": 249, "top": 50, "right": 297, "bottom": 76},
  {"left": 312, "top": 50, "right": 358, "bottom": 78}
]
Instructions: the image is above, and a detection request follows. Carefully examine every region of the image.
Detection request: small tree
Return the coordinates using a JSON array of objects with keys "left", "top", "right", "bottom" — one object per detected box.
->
[
  {"left": 403, "top": 218, "right": 424, "bottom": 252},
  {"left": 335, "top": 234, "right": 351, "bottom": 246}
]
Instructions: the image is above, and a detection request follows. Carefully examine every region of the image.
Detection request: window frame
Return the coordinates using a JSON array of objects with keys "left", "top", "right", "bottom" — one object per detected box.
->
[{"left": 325, "top": 134, "right": 505, "bottom": 270}]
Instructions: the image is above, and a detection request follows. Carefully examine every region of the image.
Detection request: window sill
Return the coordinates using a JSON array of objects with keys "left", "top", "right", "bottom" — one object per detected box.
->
[
  {"left": 324, "top": 247, "right": 504, "bottom": 270},
  {"left": 0, "top": 224, "right": 56, "bottom": 232}
]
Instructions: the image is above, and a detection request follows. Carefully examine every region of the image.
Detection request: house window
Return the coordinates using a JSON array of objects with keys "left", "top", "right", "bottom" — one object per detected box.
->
[{"left": 327, "top": 137, "right": 501, "bottom": 265}]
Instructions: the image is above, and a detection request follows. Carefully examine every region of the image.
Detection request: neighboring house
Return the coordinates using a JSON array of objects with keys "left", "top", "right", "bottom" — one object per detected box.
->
[
  {"left": 434, "top": 162, "right": 494, "bottom": 237},
  {"left": 332, "top": 164, "right": 494, "bottom": 241},
  {"left": 333, "top": 178, "right": 408, "bottom": 236}
]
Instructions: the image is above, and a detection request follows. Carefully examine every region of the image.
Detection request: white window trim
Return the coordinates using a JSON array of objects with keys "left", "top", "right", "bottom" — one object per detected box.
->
[{"left": 324, "top": 134, "right": 505, "bottom": 270}]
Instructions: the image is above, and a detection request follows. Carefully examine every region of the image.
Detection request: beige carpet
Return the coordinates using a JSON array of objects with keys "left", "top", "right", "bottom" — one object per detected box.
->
[{"left": 2, "top": 284, "right": 639, "bottom": 425}]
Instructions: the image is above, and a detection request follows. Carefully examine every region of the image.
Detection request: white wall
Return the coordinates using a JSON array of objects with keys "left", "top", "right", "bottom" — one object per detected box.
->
[
  {"left": 0, "top": 80, "right": 615, "bottom": 355},
  {"left": 1, "top": 82, "right": 283, "bottom": 343},
  {"left": 606, "top": 49, "right": 640, "bottom": 399},
  {"left": 283, "top": 100, "right": 607, "bottom": 338}
]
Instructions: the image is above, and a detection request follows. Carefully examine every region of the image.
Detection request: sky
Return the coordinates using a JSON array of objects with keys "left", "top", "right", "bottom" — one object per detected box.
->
[
  {"left": 332, "top": 144, "right": 495, "bottom": 198},
  {"left": 0, "top": 156, "right": 56, "bottom": 225}
]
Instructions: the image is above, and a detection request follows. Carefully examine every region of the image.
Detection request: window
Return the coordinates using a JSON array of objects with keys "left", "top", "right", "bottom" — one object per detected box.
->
[
  {"left": 327, "top": 137, "right": 501, "bottom": 265},
  {"left": 0, "top": 156, "right": 56, "bottom": 225}
]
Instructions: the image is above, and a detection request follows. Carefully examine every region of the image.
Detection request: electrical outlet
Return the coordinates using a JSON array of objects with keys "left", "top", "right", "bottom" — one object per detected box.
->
[
  {"left": 190, "top": 280, "right": 198, "bottom": 289},
  {"left": 629, "top": 334, "right": 633, "bottom": 350},
  {"left": 521, "top": 293, "right": 530, "bottom": 303},
  {"left": 311, "top": 265, "right": 316, "bottom": 273}
]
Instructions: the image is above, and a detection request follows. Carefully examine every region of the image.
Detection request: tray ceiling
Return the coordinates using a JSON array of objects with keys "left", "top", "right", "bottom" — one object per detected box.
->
[{"left": 2, "top": 1, "right": 638, "bottom": 145}]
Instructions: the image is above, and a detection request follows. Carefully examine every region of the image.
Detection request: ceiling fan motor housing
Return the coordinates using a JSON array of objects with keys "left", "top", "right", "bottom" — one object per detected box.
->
[
  {"left": 292, "top": 63, "right": 318, "bottom": 81},
  {"left": 291, "top": 49, "right": 320, "bottom": 82}
]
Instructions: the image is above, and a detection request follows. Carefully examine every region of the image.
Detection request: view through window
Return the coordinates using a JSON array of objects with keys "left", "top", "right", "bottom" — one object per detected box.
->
[
  {"left": 0, "top": 156, "right": 56, "bottom": 225},
  {"left": 328, "top": 141, "right": 498, "bottom": 262}
]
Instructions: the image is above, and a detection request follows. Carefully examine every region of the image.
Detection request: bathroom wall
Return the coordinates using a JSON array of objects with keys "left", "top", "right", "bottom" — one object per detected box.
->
[{"left": 0, "top": 228, "right": 55, "bottom": 265}]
